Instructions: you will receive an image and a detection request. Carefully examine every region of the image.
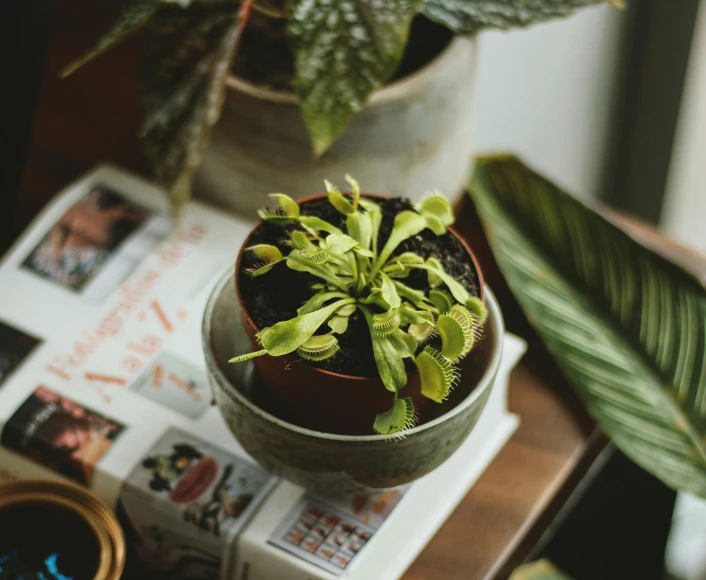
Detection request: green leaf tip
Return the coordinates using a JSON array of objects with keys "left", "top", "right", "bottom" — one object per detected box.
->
[
  {"left": 372, "top": 309, "right": 401, "bottom": 336},
  {"left": 229, "top": 349, "right": 268, "bottom": 364},
  {"left": 247, "top": 244, "right": 284, "bottom": 276},
  {"left": 258, "top": 208, "right": 297, "bottom": 225},
  {"left": 416, "top": 346, "right": 460, "bottom": 403},
  {"left": 269, "top": 193, "right": 300, "bottom": 218},
  {"left": 373, "top": 397, "right": 418, "bottom": 438},
  {"left": 437, "top": 307, "right": 475, "bottom": 362},
  {"left": 429, "top": 289, "right": 453, "bottom": 313},
  {"left": 465, "top": 296, "right": 488, "bottom": 324}
]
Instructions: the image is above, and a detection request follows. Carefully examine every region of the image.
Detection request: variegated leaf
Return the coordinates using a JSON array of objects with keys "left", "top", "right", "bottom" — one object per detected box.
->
[
  {"left": 470, "top": 155, "right": 706, "bottom": 498},
  {"left": 288, "top": 0, "right": 420, "bottom": 156},
  {"left": 421, "top": 0, "right": 607, "bottom": 34},
  {"left": 141, "top": 1, "right": 249, "bottom": 215}
]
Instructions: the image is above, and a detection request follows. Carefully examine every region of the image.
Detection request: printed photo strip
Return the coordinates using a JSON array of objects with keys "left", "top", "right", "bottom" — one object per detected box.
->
[
  {"left": 22, "top": 185, "right": 171, "bottom": 303},
  {"left": 1, "top": 386, "right": 125, "bottom": 485},
  {"left": 270, "top": 500, "right": 376, "bottom": 575}
]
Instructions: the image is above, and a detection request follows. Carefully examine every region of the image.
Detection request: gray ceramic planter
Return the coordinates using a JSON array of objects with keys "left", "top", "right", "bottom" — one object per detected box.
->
[
  {"left": 193, "top": 36, "right": 478, "bottom": 218},
  {"left": 203, "top": 268, "right": 504, "bottom": 494}
]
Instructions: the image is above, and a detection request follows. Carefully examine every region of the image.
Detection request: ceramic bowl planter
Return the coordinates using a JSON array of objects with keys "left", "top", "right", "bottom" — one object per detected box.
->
[
  {"left": 202, "top": 191, "right": 504, "bottom": 493},
  {"left": 203, "top": 268, "right": 503, "bottom": 494},
  {"left": 193, "top": 35, "right": 477, "bottom": 217}
]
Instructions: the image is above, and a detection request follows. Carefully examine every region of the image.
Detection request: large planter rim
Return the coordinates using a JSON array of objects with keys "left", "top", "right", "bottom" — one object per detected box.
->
[
  {"left": 234, "top": 192, "right": 485, "bottom": 385},
  {"left": 204, "top": 273, "right": 503, "bottom": 444},
  {"left": 225, "top": 35, "right": 473, "bottom": 106}
]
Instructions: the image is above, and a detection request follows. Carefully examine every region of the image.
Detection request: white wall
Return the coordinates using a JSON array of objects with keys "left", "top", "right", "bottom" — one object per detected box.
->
[
  {"left": 661, "top": 1, "right": 706, "bottom": 251},
  {"left": 472, "top": 4, "right": 627, "bottom": 200}
]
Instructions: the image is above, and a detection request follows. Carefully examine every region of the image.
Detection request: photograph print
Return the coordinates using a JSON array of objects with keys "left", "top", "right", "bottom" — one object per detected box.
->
[
  {"left": 1, "top": 386, "right": 125, "bottom": 485},
  {"left": 22, "top": 185, "right": 171, "bottom": 302},
  {"left": 0, "top": 320, "right": 40, "bottom": 388}
]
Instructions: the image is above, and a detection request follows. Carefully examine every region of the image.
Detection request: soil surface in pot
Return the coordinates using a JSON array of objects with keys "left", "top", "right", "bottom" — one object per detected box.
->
[
  {"left": 233, "top": 14, "right": 454, "bottom": 92},
  {"left": 238, "top": 196, "right": 481, "bottom": 377}
]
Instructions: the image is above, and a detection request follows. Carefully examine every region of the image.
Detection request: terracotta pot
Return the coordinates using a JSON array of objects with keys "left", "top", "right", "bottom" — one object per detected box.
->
[
  {"left": 234, "top": 194, "right": 484, "bottom": 436},
  {"left": 193, "top": 35, "right": 478, "bottom": 217}
]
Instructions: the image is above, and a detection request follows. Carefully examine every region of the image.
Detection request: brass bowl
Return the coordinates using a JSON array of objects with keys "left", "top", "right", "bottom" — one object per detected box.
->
[{"left": 0, "top": 480, "right": 125, "bottom": 579}]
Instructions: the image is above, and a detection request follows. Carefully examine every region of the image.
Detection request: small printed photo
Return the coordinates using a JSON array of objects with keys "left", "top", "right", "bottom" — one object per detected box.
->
[
  {"left": 321, "top": 513, "right": 340, "bottom": 528},
  {"left": 315, "top": 544, "right": 336, "bottom": 561},
  {"left": 22, "top": 185, "right": 170, "bottom": 303},
  {"left": 285, "top": 530, "right": 306, "bottom": 546},
  {"left": 124, "top": 428, "right": 272, "bottom": 539},
  {"left": 293, "top": 519, "right": 313, "bottom": 534},
  {"left": 129, "top": 352, "right": 211, "bottom": 419},
  {"left": 304, "top": 506, "right": 323, "bottom": 520},
  {"left": 0, "top": 320, "right": 40, "bottom": 388},
  {"left": 331, "top": 552, "right": 351, "bottom": 569},
  {"left": 329, "top": 531, "right": 349, "bottom": 548},
  {"left": 309, "top": 523, "right": 330, "bottom": 541},
  {"left": 301, "top": 536, "right": 321, "bottom": 553},
  {"left": 333, "top": 521, "right": 355, "bottom": 536},
  {"left": 0, "top": 386, "right": 125, "bottom": 485}
]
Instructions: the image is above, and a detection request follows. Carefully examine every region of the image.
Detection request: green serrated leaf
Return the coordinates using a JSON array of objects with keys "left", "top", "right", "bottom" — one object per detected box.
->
[
  {"left": 436, "top": 311, "right": 474, "bottom": 362},
  {"left": 359, "top": 197, "right": 382, "bottom": 256},
  {"left": 297, "top": 291, "right": 349, "bottom": 315},
  {"left": 269, "top": 193, "right": 300, "bottom": 217},
  {"left": 415, "top": 346, "right": 459, "bottom": 403},
  {"left": 373, "top": 397, "right": 418, "bottom": 437},
  {"left": 394, "top": 281, "right": 434, "bottom": 311},
  {"left": 246, "top": 244, "right": 284, "bottom": 276},
  {"left": 289, "top": 0, "right": 419, "bottom": 156},
  {"left": 299, "top": 215, "right": 343, "bottom": 236},
  {"left": 428, "top": 289, "right": 453, "bottom": 313},
  {"left": 378, "top": 271, "right": 401, "bottom": 309},
  {"left": 470, "top": 154, "right": 706, "bottom": 498},
  {"left": 328, "top": 315, "right": 350, "bottom": 334},
  {"left": 258, "top": 298, "right": 353, "bottom": 356},
  {"left": 414, "top": 261, "right": 471, "bottom": 305},
  {"left": 345, "top": 174, "right": 361, "bottom": 210},
  {"left": 388, "top": 329, "right": 418, "bottom": 358},
  {"left": 375, "top": 211, "right": 428, "bottom": 273},
  {"left": 296, "top": 334, "right": 340, "bottom": 361},
  {"left": 416, "top": 192, "right": 455, "bottom": 227},
  {"left": 140, "top": 1, "right": 251, "bottom": 215},
  {"left": 346, "top": 212, "right": 373, "bottom": 251},
  {"left": 325, "top": 180, "right": 356, "bottom": 214},
  {"left": 361, "top": 306, "right": 407, "bottom": 393},
  {"left": 399, "top": 303, "right": 434, "bottom": 325},
  {"left": 287, "top": 251, "right": 348, "bottom": 291},
  {"left": 325, "top": 233, "right": 358, "bottom": 255},
  {"left": 258, "top": 208, "right": 296, "bottom": 225},
  {"left": 421, "top": 0, "right": 602, "bottom": 34}
]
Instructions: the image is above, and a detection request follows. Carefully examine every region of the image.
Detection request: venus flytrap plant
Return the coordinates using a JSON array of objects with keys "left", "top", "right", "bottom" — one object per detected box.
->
[{"left": 230, "top": 178, "right": 488, "bottom": 437}]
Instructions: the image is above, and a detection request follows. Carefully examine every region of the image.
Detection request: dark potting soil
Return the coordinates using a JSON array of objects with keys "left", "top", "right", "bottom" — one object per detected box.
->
[
  {"left": 233, "top": 13, "right": 454, "bottom": 92},
  {"left": 238, "top": 196, "right": 481, "bottom": 377}
]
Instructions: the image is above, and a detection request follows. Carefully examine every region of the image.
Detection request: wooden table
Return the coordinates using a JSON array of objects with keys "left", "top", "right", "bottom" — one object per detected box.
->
[{"left": 13, "top": 4, "right": 606, "bottom": 578}]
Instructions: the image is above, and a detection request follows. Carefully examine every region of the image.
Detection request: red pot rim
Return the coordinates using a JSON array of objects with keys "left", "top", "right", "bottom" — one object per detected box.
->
[{"left": 234, "top": 193, "right": 485, "bottom": 381}]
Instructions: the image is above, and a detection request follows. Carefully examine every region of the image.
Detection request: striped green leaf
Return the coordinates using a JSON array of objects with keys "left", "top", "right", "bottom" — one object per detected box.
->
[{"left": 470, "top": 155, "right": 706, "bottom": 498}]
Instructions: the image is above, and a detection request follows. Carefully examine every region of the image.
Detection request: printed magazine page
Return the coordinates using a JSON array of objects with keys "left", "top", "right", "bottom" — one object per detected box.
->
[
  {"left": 0, "top": 166, "right": 523, "bottom": 580},
  {"left": 0, "top": 165, "right": 279, "bottom": 578}
]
